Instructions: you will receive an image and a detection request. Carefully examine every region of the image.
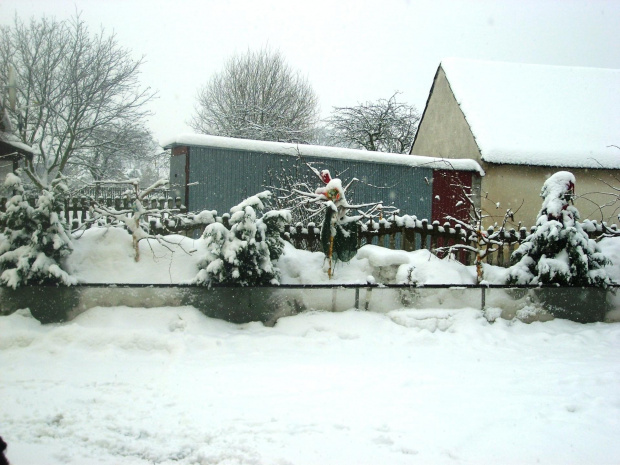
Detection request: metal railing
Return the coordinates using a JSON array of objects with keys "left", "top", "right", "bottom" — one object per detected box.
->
[{"left": 0, "top": 283, "right": 615, "bottom": 325}]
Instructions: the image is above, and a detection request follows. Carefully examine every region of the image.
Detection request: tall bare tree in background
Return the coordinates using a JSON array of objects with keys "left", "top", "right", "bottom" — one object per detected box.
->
[
  {"left": 190, "top": 48, "right": 319, "bottom": 143},
  {"left": 66, "top": 123, "right": 167, "bottom": 187},
  {"left": 0, "top": 14, "right": 156, "bottom": 190},
  {"left": 326, "top": 92, "right": 420, "bottom": 153}
]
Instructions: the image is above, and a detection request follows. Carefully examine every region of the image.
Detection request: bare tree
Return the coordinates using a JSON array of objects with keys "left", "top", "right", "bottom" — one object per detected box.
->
[
  {"left": 0, "top": 14, "right": 156, "bottom": 190},
  {"left": 326, "top": 92, "right": 420, "bottom": 153},
  {"left": 66, "top": 123, "right": 165, "bottom": 187},
  {"left": 189, "top": 48, "right": 319, "bottom": 143}
]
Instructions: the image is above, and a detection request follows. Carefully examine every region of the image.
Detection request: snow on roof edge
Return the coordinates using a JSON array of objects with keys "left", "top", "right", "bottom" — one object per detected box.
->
[
  {"left": 0, "top": 132, "right": 34, "bottom": 154},
  {"left": 162, "top": 134, "right": 484, "bottom": 175},
  {"left": 438, "top": 58, "right": 620, "bottom": 169}
]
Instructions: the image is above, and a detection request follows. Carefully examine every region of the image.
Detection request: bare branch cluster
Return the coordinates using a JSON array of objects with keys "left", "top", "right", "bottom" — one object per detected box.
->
[
  {"left": 266, "top": 153, "right": 392, "bottom": 225},
  {"left": 74, "top": 178, "right": 195, "bottom": 262},
  {"left": 66, "top": 123, "right": 166, "bottom": 186},
  {"left": 0, "top": 13, "right": 156, "bottom": 189},
  {"left": 326, "top": 92, "right": 420, "bottom": 153},
  {"left": 434, "top": 174, "right": 520, "bottom": 283},
  {"left": 189, "top": 48, "right": 319, "bottom": 143},
  {"left": 578, "top": 148, "right": 620, "bottom": 229}
]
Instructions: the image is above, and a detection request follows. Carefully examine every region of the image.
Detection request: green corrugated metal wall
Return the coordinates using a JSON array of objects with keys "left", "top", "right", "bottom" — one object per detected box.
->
[{"left": 185, "top": 145, "right": 433, "bottom": 219}]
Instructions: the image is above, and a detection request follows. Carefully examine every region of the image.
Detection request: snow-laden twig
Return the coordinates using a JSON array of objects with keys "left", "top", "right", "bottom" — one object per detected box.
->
[{"left": 433, "top": 174, "right": 521, "bottom": 283}]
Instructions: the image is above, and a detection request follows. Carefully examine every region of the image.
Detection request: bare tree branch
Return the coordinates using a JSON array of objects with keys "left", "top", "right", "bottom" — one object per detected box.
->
[
  {"left": 0, "top": 13, "right": 156, "bottom": 190},
  {"left": 326, "top": 92, "right": 420, "bottom": 153}
]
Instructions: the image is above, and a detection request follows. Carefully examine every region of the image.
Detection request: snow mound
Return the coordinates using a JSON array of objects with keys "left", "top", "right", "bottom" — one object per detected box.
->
[
  {"left": 55, "top": 223, "right": 620, "bottom": 288},
  {"left": 65, "top": 228, "right": 205, "bottom": 284}
]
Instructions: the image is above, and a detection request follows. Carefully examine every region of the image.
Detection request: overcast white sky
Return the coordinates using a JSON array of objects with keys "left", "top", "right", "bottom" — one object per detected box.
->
[{"left": 2, "top": 0, "right": 619, "bottom": 145}]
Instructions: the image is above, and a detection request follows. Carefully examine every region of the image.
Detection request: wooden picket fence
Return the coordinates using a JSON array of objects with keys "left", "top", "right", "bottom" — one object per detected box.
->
[
  {"left": 2, "top": 196, "right": 617, "bottom": 267},
  {"left": 61, "top": 196, "right": 188, "bottom": 233},
  {"left": 284, "top": 217, "right": 529, "bottom": 267},
  {"left": 278, "top": 216, "right": 617, "bottom": 267}
]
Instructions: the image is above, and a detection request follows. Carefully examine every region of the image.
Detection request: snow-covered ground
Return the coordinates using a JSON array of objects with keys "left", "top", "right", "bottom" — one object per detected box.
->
[
  {"left": 2, "top": 306, "right": 619, "bottom": 465},
  {"left": 1, "top": 229, "right": 620, "bottom": 464}
]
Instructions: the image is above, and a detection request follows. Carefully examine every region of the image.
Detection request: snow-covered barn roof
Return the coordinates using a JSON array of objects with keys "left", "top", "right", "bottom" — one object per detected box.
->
[
  {"left": 163, "top": 133, "right": 484, "bottom": 174},
  {"left": 0, "top": 97, "right": 33, "bottom": 155},
  {"left": 0, "top": 131, "right": 33, "bottom": 155},
  {"left": 440, "top": 58, "right": 620, "bottom": 169}
]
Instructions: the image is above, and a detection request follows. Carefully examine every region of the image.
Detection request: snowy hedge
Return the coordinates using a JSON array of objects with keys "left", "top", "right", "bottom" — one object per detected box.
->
[
  {"left": 507, "top": 171, "right": 610, "bottom": 287},
  {"left": 194, "top": 191, "right": 291, "bottom": 286},
  {"left": 0, "top": 173, "right": 76, "bottom": 288}
]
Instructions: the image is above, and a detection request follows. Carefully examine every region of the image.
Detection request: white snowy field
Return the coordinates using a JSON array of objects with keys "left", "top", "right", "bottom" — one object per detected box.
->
[
  {"left": 2, "top": 307, "right": 619, "bottom": 465},
  {"left": 1, "top": 228, "right": 620, "bottom": 464}
]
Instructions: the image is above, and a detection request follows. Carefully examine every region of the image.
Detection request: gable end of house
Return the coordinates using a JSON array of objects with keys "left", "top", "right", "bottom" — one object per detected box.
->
[{"left": 410, "top": 65, "right": 482, "bottom": 162}]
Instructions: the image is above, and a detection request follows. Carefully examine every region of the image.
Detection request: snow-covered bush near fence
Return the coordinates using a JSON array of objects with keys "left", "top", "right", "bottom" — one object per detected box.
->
[
  {"left": 507, "top": 171, "right": 610, "bottom": 286},
  {"left": 0, "top": 173, "right": 76, "bottom": 288},
  {"left": 194, "top": 191, "right": 291, "bottom": 286}
]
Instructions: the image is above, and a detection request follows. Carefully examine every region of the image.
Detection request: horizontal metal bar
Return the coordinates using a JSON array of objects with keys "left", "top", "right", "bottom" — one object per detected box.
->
[{"left": 4, "top": 283, "right": 618, "bottom": 290}]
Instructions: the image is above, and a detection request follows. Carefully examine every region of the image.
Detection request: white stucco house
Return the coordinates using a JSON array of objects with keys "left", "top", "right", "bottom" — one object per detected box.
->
[{"left": 410, "top": 58, "right": 620, "bottom": 227}]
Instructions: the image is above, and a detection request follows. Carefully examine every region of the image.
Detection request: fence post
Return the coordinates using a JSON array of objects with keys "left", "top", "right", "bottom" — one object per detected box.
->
[
  {"left": 357, "top": 223, "right": 363, "bottom": 249},
  {"left": 296, "top": 223, "right": 304, "bottom": 249},
  {"left": 442, "top": 221, "right": 452, "bottom": 251},
  {"left": 486, "top": 226, "right": 495, "bottom": 264},
  {"left": 71, "top": 197, "right": 81, "bottom": 226},
  {"left": 63, "top": 198, "right": 69, "bottom": 222},
  {"left": 421, "top": 219, "right": 428, "bottom": 251},
  {"left": 452, "top": 223, "right": 462, "bottom": 263},
  {"left": 388, "top": 223, "right": 396, "bottom": 250},
  {"left": 431, "top": 221, "right": 440, "bottom": 252},
  {"left": 378, "top": 221, "right": 386, "bottom": 248},
  {"left": 465, "top": 228, "right": 473, "bottom": 266},
  {"left": 402, "top": 224, "right": 416, "bottom": 252},
  {"left": 497, "top": 230, "right": 505, "bottom": 267},
  {"left": 508, "top": 228, "right": 517, "bottom": 261},
  {"left": 307, "top": 223, "right": 316, "bottom": 251}
]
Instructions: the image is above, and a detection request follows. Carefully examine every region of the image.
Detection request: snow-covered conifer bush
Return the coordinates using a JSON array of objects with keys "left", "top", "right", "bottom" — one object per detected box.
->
[
  {"left": 507, "top": 171, "right": 610, "bottom": 287},
  {"left": 194, "top": 191, "right": 291, "bottom": 286},
  {"left": 0, "top": 172, "right": 76, "bottom": 288}
]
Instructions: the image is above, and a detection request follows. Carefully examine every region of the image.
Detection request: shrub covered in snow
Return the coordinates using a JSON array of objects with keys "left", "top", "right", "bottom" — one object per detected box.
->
[
  {"left": 0, "top": 173, "right": 76, "bottom": 288},
  {"left": 194, "top": 191, "right": 291, "bottom": 286},
  {"left": 507, "top": 171, "right": 610, "bottom": 287}
]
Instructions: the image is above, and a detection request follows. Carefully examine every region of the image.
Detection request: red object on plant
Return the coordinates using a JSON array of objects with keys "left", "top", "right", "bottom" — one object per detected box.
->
[{"left": 321, "top": 170, "right": 331, "bottom": 184}]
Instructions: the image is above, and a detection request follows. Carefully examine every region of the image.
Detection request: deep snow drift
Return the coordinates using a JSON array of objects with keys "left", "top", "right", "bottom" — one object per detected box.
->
[{"left": 1, "top": 228, "right": 620, "bottom": 464}]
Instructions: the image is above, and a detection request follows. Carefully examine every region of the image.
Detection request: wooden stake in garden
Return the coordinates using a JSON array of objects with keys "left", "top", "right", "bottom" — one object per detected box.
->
[{"left": 328, "top": 235, "right": 334, "bottom": 279}]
